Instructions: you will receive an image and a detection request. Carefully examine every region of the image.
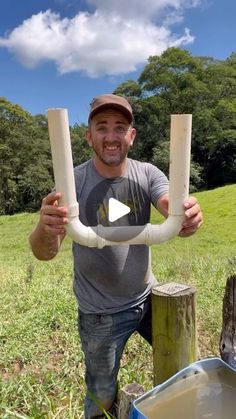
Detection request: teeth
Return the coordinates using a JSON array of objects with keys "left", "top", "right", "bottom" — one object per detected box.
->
[{"left": 106, "top": 145, "right": 118, "bottom": 150}]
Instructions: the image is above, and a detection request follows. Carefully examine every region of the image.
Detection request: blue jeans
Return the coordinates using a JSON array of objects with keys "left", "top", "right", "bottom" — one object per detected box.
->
[{"left": 78, "top": 295, "right": 152, "bottom": 419}]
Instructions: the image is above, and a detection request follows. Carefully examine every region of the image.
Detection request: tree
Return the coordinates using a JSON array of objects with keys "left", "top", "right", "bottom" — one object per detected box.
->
[
  {"left": 1, "top": 48, "right": 236, "bottom": 215},
  {"left": 113, "top": 48, "right": 236, "bottom": 190},
  {"left": 0, "top": 98, "right": 53, "bottom": 214},
  {"left": 71, "top": 123, "right": 92, "bottom": 167}
]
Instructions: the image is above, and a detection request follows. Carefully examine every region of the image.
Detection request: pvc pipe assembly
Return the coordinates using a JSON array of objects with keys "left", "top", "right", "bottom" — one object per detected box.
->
[{"left": 47, "top": 109, "right": 192, "bottom": 248}]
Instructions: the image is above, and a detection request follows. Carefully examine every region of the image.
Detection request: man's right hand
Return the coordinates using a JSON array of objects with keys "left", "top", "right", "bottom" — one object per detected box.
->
[
  {"left": 39, "top": 192, "right": 68, "bottom": 237},
  {"left": 29, "top": 192, "right": 68, "bottom": 260}
]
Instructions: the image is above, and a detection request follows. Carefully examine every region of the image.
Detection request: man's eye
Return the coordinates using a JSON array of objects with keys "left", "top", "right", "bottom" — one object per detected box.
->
[
  {"left": 116, "top": 126, "right": 126, "bottom": 134},
  {"left": 98, "top": 127, "right": 106, "bottom": 133}
]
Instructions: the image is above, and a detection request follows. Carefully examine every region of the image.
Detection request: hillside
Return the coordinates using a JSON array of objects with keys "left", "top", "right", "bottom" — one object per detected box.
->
[
  {"left": 1, "top": 184, "right": 235, "bottom": 260},
  {"left": 0, "top": 185, "right": 235, "bottom": 417}
]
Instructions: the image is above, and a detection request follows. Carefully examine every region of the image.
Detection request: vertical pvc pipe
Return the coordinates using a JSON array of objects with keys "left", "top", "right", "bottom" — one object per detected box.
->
[
  {"left": 168, "top": 114, "right": 192, "bottom": 215},
  {"left": 47, "top": 108, "right": 79, "bottom": 218}
]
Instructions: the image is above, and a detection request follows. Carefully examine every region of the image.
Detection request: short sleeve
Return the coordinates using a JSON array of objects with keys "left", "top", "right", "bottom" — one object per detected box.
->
[{"left": 147, "top": 163, "right": 169, "bottom": 206}]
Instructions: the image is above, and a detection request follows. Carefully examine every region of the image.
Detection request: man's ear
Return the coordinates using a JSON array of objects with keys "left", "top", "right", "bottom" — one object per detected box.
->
[
  {"left": 85, "top": 129, "right": 92, "bottom": 147},
  {"left": 130, "top": 127, "right": 136, "bottom": 146}
]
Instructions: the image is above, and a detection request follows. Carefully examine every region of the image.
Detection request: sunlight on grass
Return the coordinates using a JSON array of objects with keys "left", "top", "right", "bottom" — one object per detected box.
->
[{"left": 0, "top": 185, "right": 235, "bottom": 416}]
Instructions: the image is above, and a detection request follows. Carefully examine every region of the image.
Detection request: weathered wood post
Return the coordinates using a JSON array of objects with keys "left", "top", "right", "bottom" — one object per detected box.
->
[
  {"left": 117, "top": 383, "right": 145, "bottom": 419},
  {"left": 152, "top": 282, "right": 197, "bottom": 385},
  {"left": 219, "top": 273, "right": 236, "bottom": 369}
]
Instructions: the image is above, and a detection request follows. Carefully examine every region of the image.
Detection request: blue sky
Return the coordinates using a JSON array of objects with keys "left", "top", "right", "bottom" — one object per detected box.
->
[{"left": 0, "top": 0, "right": 235, "bottom": 126}]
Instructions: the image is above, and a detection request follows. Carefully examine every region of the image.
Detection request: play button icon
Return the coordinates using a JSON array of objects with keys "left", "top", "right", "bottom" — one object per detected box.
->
[
  {"left": 85, "top": 177, "right": 149, "bottom": 241},
  {"left": 108, "top": 198, "right": 130, "bottom": 222}
]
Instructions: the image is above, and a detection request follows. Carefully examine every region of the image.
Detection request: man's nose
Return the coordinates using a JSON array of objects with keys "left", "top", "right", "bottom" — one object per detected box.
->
[{"left": 105, "top": 130, "right": 116, "bottom": 141}]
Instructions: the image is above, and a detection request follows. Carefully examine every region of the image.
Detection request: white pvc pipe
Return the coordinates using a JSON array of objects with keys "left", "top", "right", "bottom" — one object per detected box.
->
[{"left": 47, "top": 109, "right": 192, "bottom": 248}]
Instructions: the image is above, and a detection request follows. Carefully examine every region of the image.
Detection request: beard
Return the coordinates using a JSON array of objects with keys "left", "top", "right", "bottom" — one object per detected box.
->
[{"left": 92, "top": 142, "right": 130, "bottom": 167}]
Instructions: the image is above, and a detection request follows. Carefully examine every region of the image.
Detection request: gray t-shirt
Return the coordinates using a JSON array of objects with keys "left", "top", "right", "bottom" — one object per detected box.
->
[{"left": 72, "top": 158, "right": 169, "bottom": 314}]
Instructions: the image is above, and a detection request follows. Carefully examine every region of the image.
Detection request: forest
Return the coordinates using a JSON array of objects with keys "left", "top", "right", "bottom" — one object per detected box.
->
[{"left": 0, "top": 47, "right": 236, "bottom": 215}]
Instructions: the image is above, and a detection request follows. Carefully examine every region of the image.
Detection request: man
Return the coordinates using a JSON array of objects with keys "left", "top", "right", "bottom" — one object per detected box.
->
[{"left": 29, "top": 94, "right": 203, "bottom": 418}]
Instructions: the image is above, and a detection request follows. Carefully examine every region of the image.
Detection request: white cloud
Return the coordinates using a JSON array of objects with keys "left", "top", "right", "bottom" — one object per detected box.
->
[
  {"left": 0, "top": 1, "right": 200, "bottom": 77},
  {"left": 87, "top": 0, "right": 201, "bottom": 21}
]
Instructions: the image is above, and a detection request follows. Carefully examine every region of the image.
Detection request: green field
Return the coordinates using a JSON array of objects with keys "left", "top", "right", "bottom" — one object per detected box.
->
[{"left": 0, "top": 184, "right": 236, "bottom": 418}]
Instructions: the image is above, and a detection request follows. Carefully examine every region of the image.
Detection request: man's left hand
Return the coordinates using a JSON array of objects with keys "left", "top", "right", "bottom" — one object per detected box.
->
[{"left": 179, "top": 196, "right": 203, "bottom": 237}]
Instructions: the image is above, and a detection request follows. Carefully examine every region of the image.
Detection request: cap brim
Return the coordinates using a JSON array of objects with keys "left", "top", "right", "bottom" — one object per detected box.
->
[{"left": 89, "top": 103, "right": 133, "bottom": 123}]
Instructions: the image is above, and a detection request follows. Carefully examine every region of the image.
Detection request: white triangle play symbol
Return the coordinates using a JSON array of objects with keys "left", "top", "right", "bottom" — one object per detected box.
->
[{"left": 108, "top": 198, "right": 130, "bottom": 222}]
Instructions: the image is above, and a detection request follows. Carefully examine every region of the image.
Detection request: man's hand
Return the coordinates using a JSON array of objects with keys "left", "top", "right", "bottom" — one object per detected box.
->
[
  {"left": 179, "top": 196, "right": 203, "bottom": 237},
  {"left": 29, "top": 192, "right": 68, "bottom": 260},
  {"left": 39, "top": 192, "right": 68, "bottom": 237}
]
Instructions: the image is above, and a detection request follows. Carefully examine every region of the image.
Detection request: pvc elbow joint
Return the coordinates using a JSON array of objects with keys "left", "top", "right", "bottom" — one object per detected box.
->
[{"left": 65, "top": 214, "right": 184, "bottom": 249}]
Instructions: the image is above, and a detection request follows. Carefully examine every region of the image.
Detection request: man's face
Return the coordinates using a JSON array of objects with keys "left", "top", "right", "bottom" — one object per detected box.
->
[{"left": 86, "top": 109, "right": 136, "bottom": 167}]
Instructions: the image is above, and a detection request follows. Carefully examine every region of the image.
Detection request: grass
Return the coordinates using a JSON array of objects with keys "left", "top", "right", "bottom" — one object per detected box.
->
[{"left": 0, "top": 184, "right": 236, "bottom": 417}]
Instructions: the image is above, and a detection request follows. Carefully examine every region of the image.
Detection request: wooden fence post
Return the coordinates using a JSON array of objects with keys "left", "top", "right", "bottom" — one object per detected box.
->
[
  {"left": 219, "top": 273, "right": 236, "bottom": 369},
  {"left": 152, "top": 282, "right": 197, "bottom": 385},
  {"left": 117, "top": 383, "right": 145, "bottom": 419}
]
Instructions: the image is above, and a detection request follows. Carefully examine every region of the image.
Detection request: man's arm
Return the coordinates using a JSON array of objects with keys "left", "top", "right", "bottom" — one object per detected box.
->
[
  {"left": 29, "top": 192, "right": 68, "bottom": 260},
  {"left": 156, "top": 193, "right": 203, "bottom": 237}
]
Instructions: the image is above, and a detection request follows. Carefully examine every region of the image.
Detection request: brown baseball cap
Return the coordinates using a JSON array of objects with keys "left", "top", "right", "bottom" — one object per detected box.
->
[{"left": 88, "top": 94, "right": 134, "bottom": 123}]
